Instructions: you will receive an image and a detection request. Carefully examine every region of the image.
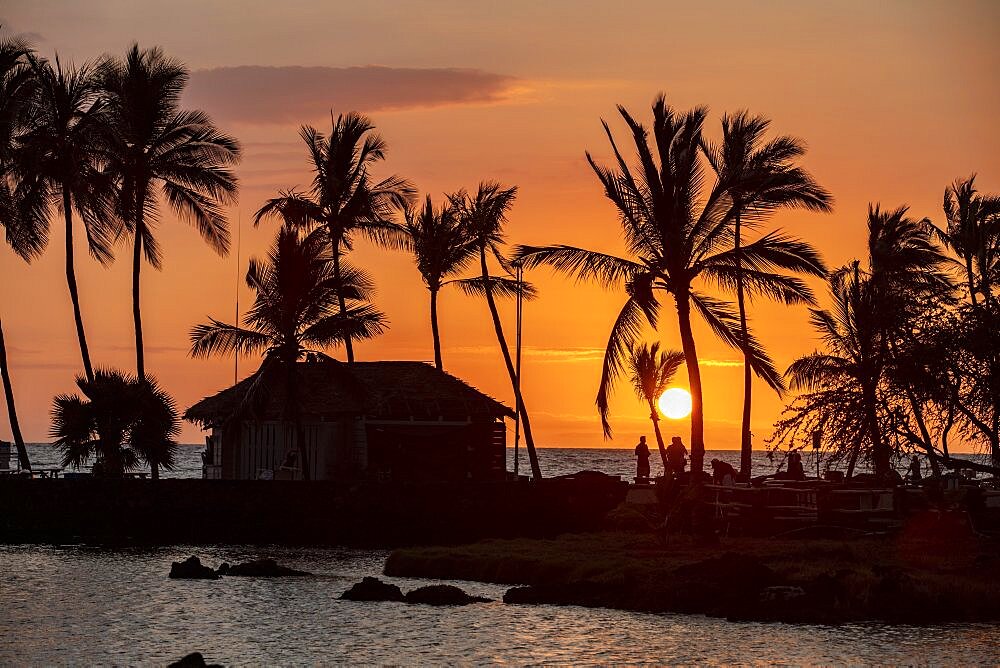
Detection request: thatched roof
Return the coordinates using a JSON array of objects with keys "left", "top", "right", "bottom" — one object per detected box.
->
[{"left": 184, "top": 358, "right": 514, "bottom": 425}]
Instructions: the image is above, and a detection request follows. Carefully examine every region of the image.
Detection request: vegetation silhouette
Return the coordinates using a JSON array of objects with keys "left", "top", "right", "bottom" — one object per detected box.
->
[
  {"left": 254, "top": 112, "right": 414, "bottom": 363},
  {"left": 18, "top": 53, "right": 117, "bottom": 383},
  {"left": 773, "top": 201, "right": 1000, "bottom": 478},
  {"left": 51, "top": 368, "right": 179, "bottom": 478},
  {"left": 625, "top": 342, "right": 685, "bottom": 473},
  {"left": 100, "top": 44, "right": 241, "bottom": 384},
  {"left": 0, "top": 31, "right": 46, "bottom": 470},
  {"left": 190, "top": 224, "right": 387, "bottom": 480},
  {"left": 702, "top": 111, "right": 832, "bottom": 477},
  {"left": 518, "top": 95, "right": 825, "bottom": 475},
  {"left": 451, "top": 182, "right": 543, "bottom": 480}
]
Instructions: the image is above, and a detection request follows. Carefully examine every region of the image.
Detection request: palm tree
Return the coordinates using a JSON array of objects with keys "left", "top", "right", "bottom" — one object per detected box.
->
[
  {"left": 190, "top": 225, "right": 387, "bottom": 480},
  {"left": 517, "top": 96, "right": 825, "bottom": 475},
  {"left": 930, "top": 177, "right": 1000, "bottom": 467},
  {"left": 51, "top": 368, "right": 180, "bottom": 478},
  {"left": 0, "top": 30, "right": 45, "bottom": 470},
  {"left": 932, "top": 175, "right": 1000, "bottom": 312},
  {"left": 703, "top": 111, "right": 833, "bottom": 477},
  {"left": 100, "top": 44, "right": 241, "bottom": 382},
  {"left": 626, "top": 342, "right": 685, "bottom": 472},
  {"left": 16, "top": 55, "right": 117, "bottom": 383},
  {"left": 402, "top": 195, "right": 475, "bottom": 370},
  {"left": 255, "top": 112, "right": 413, "bottom": 363},
  {"left": 786, "top": 264, "right": 886, "bottom": 477},
  {"left": 783, "top": 205, "right": 949, "bottom": 478},
  {"left": 450, "top": 182, "right": 543, "bottom": 480}
]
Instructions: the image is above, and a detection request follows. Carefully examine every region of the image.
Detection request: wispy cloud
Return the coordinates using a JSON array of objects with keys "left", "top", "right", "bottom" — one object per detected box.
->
[
  {"left": 186, "top": 65, "right": 521, "bottom": 125},
  {"left": 700, "top": 359, "right": 743, "bottom": 367}
]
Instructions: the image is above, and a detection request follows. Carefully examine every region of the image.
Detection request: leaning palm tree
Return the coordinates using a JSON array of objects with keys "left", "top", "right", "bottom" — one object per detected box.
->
[
  {"left": 402, "top": 195, "right": 475, "bottom": 370},
  {"left": 100, "top": 44, "right": 241, "bottom": 382},
  {"left": 626, "top": 342, "right": 685, "bottom": 472},
  {"left": 51, "top": 368, "right": 180, "bottom": 478},
  {"left": 703, "top": 111, "right": 833, "bottom": 477},
  {"left": 518, "top": 96, "right": 825, "bottom": 475},
  {"left": 254, "top": 112, "right": 414, "bottom": 363},
  {"left": 190, "top": 225, "right": 387, "bottom": 480},
  {"left": 450, "top": 182, "right": 543, "bottom": 480},
  {"left": 0, "top": 30, "right": 45, "bottom": 470},
  {"left": 16, "top": 55, "right": 117, "bottom": 383}
]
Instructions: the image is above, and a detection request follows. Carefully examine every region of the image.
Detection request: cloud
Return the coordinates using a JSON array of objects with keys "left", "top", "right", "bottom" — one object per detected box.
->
[{"left": 185, "top": 65, "right": 520, "bottom": 125}]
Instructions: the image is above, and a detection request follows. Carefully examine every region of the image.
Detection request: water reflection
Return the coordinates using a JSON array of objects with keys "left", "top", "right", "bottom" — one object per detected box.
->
[{"left": 1, "top": 545, "right": 996, "bottom": 665}]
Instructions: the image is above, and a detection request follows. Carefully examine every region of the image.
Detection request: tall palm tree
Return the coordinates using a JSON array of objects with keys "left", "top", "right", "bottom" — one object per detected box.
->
[
  {"left": 100, "top": 44, "right": 241, "bottom": 382},
  {"left": 703, "top": 111, "right": 833, "bottom": 477},
  {"left": 518, "top": 96, "right": 825, "bottom": 475},
  {"left": 402, "top": 195, "right": 475, "bottom": 370},
  {"left": 450, "top": 182, "right": 544, "bottom": 480},
  {"left": 51, "top": 368, "right": 179, "bottom": 478},
  {"left": 931, "top": 176, "right": 1000, "bottom": 467},
  {"left": 190, "top": 225, "right": 387, "bottom": 480},
  {"left": 626, "top": 342, "right": 685, "bottom": 472},
  {"left": 785, "top": 264, "right": 883, "bottom": 477},
  {"left": 0, "top": 30, "right": 45, "bottom": 470},
  {"left": 255, "top": 112, "right": 413, "bottom": 363},
  {"left": 16, "top": 55, "right": 117, "bottom": 383}
]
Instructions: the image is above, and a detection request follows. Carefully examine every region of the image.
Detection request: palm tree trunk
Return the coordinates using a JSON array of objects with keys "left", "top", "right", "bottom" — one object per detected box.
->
[
  {"left": 646, "top": 398, "right": 668, "bottom": 473},
  {"left": 675, "top": 293, "right": 705, "bottom": 476},
  {"left": 480, "top": 247, "right": 542, "bottom": 480},
  {"left": 734, "top": 210, "right": 753, "bottom": 478},
  {"left": 864, "top": 382, "right": 888, "bottom": 477},
  {"left": 132, "top": 209, "right": 146, "bottom": 384},
  {"left": 430, "top": 287, "right": 443, "bottom": 371},
  {"left": 0, "top": 316, "right": 30, "bottom": 470},
  {"left": 328, "top": 229, "right": 354, "bottom": 363},
  {"left": 63, "top": 188, "right": 94, "bottom": 383}
]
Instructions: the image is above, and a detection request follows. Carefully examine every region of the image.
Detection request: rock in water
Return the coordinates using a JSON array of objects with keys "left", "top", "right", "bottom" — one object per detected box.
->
[
  {"left": 169, "top": 556, "right": 219, "bottom": 580},
  {"left": 404, "top": 584, "right": 491, "bottom": 606},
  {"left": 340, "top": 576, "right": 405, "bottom": 602},
  {"left": 167, "top": 652, "right": 221, "bottom": 668},
  {"left": 221, "top": 558, "right": 309, "bottom": 577}
]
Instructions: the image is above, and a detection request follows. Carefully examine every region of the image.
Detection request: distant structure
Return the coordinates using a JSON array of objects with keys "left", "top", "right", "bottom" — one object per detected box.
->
[{"left": 184, "top": 356, "right": 512, "bottom": 482}]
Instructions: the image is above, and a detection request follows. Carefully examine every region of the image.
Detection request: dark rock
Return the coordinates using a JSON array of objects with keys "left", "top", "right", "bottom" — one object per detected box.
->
[
  {"left": 340, "top": 576, "right": 405, "bottom": 602},
  {"left": 167, "top": 652, "right": 221, "bottom": 668},
  {"left": 503, "top": 581, "right": 620, "bottom": 608},
  {"left": 221, "top": 558, "right": 309, "bottom": 577},
  {"left": 216, "top": 562, "right": 230, "bottom": 576},
  {"left": 759, "top": 585, "right": 806, "bottom": 603},
  {"left": 404, "top": 584, "right": 491, "bottom": 606},
  {"left": 169, "top": 556, "right": 219, "bottom": 580}
]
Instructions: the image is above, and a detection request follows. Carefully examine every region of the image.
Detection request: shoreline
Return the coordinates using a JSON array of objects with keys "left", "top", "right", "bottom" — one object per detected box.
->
[{"left": 384, "top": 524, "right": 1000, "bottom": 624}]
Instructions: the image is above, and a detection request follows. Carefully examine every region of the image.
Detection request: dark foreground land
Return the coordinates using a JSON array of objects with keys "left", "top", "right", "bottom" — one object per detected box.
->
[{"left": 385, "top": 518, "right": 1000, "bottom": 624}]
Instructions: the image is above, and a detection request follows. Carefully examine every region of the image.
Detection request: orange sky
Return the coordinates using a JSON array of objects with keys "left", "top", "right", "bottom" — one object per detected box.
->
[{"left": 1, "top": 1, "right": 998, "bottom": 450}]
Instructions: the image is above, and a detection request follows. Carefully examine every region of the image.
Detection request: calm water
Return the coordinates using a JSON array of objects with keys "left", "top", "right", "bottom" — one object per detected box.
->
[
  {"left": 17, "top": 442, "right": 985, "bottom": 479},
  {"left": 2, "top": 544, "right": 998, "bottom": 665}
]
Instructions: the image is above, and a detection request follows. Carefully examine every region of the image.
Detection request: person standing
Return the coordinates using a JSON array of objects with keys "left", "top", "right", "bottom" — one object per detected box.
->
[
  {"left": 666, "top": 436, "right": 688, "bottom": 479},
  {"left": 635, "top": 436, "right": 651, "bottom": 481},
  {"left": 907, "top": 455, "right": 922, "bottom": 483}
]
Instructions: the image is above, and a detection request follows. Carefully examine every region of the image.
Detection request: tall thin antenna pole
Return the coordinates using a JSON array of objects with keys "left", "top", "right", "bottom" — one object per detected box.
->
[
  {"left": 513, "top": 260, "right": 523, "bottom": 477},
  {"left": 234, "top": 209, "right": 241, "bottom": 385}
]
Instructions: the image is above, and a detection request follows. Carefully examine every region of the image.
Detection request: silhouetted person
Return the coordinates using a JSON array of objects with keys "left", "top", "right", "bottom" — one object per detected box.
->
[
  {"left": 666, "top": 436, "right": 688, "bottom": 478},
  {"left": 907, "top": 455, "right": 922, "bottom": 482},
  {"left": 788, "top": 451, "right": 805, "bottom": 480},
  {"left": 710, "top": 458, "right": 737, "bottom": 486},
  {"left": 634, "top": 436, "right": 651, "bottom": 481}
]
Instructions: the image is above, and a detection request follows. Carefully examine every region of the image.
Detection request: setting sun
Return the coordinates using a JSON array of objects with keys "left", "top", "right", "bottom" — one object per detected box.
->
[{"left": 657, "top": 387, "right": 692, "bottom": 420}]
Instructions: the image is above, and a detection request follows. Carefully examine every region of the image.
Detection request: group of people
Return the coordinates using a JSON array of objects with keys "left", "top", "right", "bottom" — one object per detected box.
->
[
  {"left": 634, "top": 435, "right": 689, "bottom": 481},
  {"left": 634, "top": 434, "right": 928, "bottom": 485}
]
